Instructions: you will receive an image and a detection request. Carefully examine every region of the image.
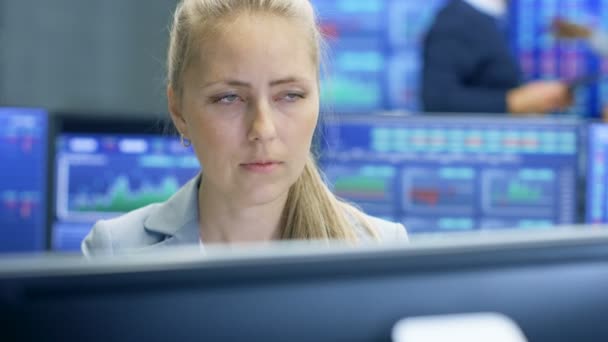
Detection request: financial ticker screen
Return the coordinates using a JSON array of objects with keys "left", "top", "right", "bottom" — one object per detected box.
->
[
  {"left": 0, "top": 108, "right": 48, "bottom": 253},
  {"left": 510, "top": 0, "right": 608, "bottom": 118},
  {"left": 320, "top": 115, "right": 580, "bottom": 233},
  {"left": 53, "top": 133, "right": 200, "bottom": 251},
  {"left": 588, "top": 124, "right": 608, "bottom": 223},
  {"left": 311, "top": 0, "right": 445, "bottom": 112}
]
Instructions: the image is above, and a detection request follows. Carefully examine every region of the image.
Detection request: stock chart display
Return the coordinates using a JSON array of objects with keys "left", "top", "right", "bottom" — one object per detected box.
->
[
  {"left": 588, "top": 124, "right": 608, "bottom": 223},
  {"left": 510, "top": 0, "right": 608, "bottom": 117},
  {"left": 321, "top": 115, "right": 580, "bottom": 233},
  {"left": 312, "top": 0, "right": 606, "bottom": 117},
  {"left": 53, "top": 134, "right": 200, "bottom": 251},
  {"left": 311, "top": 0, "right": 445, "bottom": 112},
  {"left": 0, "top": 108, "right": 48, "bottom": 253}
]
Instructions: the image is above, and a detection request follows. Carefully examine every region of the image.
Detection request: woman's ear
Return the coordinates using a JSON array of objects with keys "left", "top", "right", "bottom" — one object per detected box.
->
[{"left": 167, "top": 85, "right": 189, "bottom": 137}]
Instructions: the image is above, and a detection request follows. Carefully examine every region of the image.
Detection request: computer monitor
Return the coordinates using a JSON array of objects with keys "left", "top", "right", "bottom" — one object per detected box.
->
[
  {"left": 510, "top": 0, "right": 608, "bottom": 118},
  {"left": 51, "top": 114, "right": 200, "bottom": 252},
  {"left": 587, "top": 123, "right": 608, "bottom": 223},
  {"left": 311, "top": 0, "right": 446, "bottom": 112},
  {"left": 1, "top": 229, "right": 608, "bottom": 341},
  {"left": 0, "top": 107, "right": 48, "bottom": 253},
  {"left": 319, "top": 115, "right": 581, "bottom": 233}
]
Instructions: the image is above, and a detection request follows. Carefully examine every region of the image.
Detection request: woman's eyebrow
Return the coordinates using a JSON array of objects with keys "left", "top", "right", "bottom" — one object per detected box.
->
[
  {"left": 201, "top": 76, "right": 311, "bottom": 89},
  {"left": 269, "top": 77, "right": 312, "bottom": 86}
]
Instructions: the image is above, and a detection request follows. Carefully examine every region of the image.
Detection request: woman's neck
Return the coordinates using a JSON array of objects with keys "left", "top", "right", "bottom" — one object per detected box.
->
[{"left": 197, "top": 180, "right": 289, "bottom": 244}]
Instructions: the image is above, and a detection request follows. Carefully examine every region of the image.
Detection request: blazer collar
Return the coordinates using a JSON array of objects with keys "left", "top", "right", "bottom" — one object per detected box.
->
[{"left": 143, "top": 173, "right": 201, "bottom": 244}]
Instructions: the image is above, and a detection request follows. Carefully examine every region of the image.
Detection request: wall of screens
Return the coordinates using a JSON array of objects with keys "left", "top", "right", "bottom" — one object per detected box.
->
[
  {"left": 3, "top": 107, "right": 608, "bottom": 251},
  {"left": 7, "top": 0, "right": 608, "bottom": 251}
]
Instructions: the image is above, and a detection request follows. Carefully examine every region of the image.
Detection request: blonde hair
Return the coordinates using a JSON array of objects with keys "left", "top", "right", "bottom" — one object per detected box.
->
[{"left": 167, "top": 0, "right": 377, "bottom": 242}]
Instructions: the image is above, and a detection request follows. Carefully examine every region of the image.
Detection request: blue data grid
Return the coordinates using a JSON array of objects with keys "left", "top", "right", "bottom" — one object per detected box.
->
[
  {"left": 312, "top": 0, "right": 445, "bottom": 113},
  {"left": 320, "top": 115, "right": 580, "bottom": 233},
  {"left": 510, "top": 0, "right": 608, "bottom": 118},
  {"left": 0, "top": 108, "right": 48, "bottom": 253},
  {"left": 588, "top": 124, "right": 608, "bottom": 223}
]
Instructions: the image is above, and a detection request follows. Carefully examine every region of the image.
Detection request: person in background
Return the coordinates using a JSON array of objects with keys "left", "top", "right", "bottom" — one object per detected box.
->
[
  {"left": 81, "top": 0, "right": 407, "bottom": 256},
  {"left": 422, "top": 0, "right": 572, "bottom": 114}
]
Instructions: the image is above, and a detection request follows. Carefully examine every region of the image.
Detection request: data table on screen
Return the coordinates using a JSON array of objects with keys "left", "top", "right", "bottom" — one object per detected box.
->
[
  {"left": 588, "top": 124, "right": 608, "bottom": 223},
  {"left": 0, "top": 108, "right": 48, "bottom": 253},
  {"left": 320, "top": 115, "right": 580, "bottom": 233}
]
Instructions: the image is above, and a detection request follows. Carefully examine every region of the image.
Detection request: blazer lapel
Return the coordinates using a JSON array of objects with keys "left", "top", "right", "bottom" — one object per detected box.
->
[{"left": 141, "top": 173, "right": 202, "bottom": 249}]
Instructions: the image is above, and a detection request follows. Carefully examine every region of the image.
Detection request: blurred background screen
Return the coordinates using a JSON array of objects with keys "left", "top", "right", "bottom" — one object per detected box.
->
[
  {"left": 50, "top": 115, "right": 200, "bottom": 251},
  {"left": 52, "top": 133, "right": 200, "bottom": 251},
  {"left": 0, "top": 108, "right": 48, "bottom": 253},
  {"left": 312, "top": 0, "right": 446, "bottom": 113},
  {"left": 588, "top": 123, "right": 608, "bottom": 223},
  {"left": 320, "top": 115, "right": 581, "bottom": 233}
]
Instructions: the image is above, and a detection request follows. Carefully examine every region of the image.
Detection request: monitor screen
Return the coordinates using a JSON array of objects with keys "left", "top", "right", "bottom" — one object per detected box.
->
[
  {"left": 52, "top": 133, "right": 200, "bottom": 251},
  {"left": 312, "top": 0, "right": 445, "bottom": 113},
  {"left": 0, "top": 108, "right": 48, "bottom": 253},
  {"left": 320, "top": 115, "right": 581, "bottom": 233},
  {"left": 510, "top": 0, "right": 608, "bottom": 118},
  {"left": 587, "top": 123, "right": 608, "bottom": 223}
]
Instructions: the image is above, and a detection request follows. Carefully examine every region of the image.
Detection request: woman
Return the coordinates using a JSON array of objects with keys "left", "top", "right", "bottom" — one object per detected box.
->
[{"left": 82, "top": 0, "right": 407, "bottom": 256}]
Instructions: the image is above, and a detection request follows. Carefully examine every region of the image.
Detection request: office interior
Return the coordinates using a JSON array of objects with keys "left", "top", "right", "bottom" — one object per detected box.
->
[{"left": 3, "top": 1, "right": 608, "bottom": 341}]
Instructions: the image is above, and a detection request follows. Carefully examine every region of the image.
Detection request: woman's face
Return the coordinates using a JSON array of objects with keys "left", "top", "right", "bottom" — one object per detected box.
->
[{"left": 169, "top": 13, "right": 319, "bottom": 207}]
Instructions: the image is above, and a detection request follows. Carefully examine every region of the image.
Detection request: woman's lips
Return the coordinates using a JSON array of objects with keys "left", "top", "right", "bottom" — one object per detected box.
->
[{"left": 240, "top": 160, "right": 283, "bottom": 173}]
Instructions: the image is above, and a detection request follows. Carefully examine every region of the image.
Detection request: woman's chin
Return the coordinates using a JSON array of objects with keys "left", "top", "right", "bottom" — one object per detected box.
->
[{"left": 238, "top": 184, "right": 290, "bottom": 207}]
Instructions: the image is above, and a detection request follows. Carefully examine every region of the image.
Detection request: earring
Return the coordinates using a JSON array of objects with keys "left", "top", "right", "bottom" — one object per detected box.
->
[{"left": 180, "top": 134, "right": 192, "bottom": 147}]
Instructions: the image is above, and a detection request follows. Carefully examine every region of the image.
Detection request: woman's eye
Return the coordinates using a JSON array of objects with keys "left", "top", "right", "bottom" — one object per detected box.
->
[
  {"left": 281, "top": 92, "right": 305, "bottom": 102},
  {"left": 214, "top": 94, "right": 240, "bottom": 104}
]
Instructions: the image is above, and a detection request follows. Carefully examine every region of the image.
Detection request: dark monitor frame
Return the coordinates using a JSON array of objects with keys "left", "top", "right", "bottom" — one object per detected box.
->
[{"left": 2, "top": 229, "right": 608, "bottom": 341}]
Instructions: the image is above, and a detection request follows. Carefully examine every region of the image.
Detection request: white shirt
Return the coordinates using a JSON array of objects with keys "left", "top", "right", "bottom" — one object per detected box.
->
[
  {"left": 590, "top": 31, "right": 608, "bottom": 56},
  {"left": 463, "top": 0, "right": 507, "bottom": 18}
]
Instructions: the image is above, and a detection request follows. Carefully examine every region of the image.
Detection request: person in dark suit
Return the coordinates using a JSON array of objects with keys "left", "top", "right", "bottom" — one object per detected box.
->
[{"left": 422, "top": 0, "right": 571, "bottom": 114}]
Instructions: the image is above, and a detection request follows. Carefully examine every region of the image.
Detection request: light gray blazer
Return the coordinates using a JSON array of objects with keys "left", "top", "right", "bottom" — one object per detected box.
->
[{"left": 82, "top": 175, "right": 408, "bottom": 256}]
